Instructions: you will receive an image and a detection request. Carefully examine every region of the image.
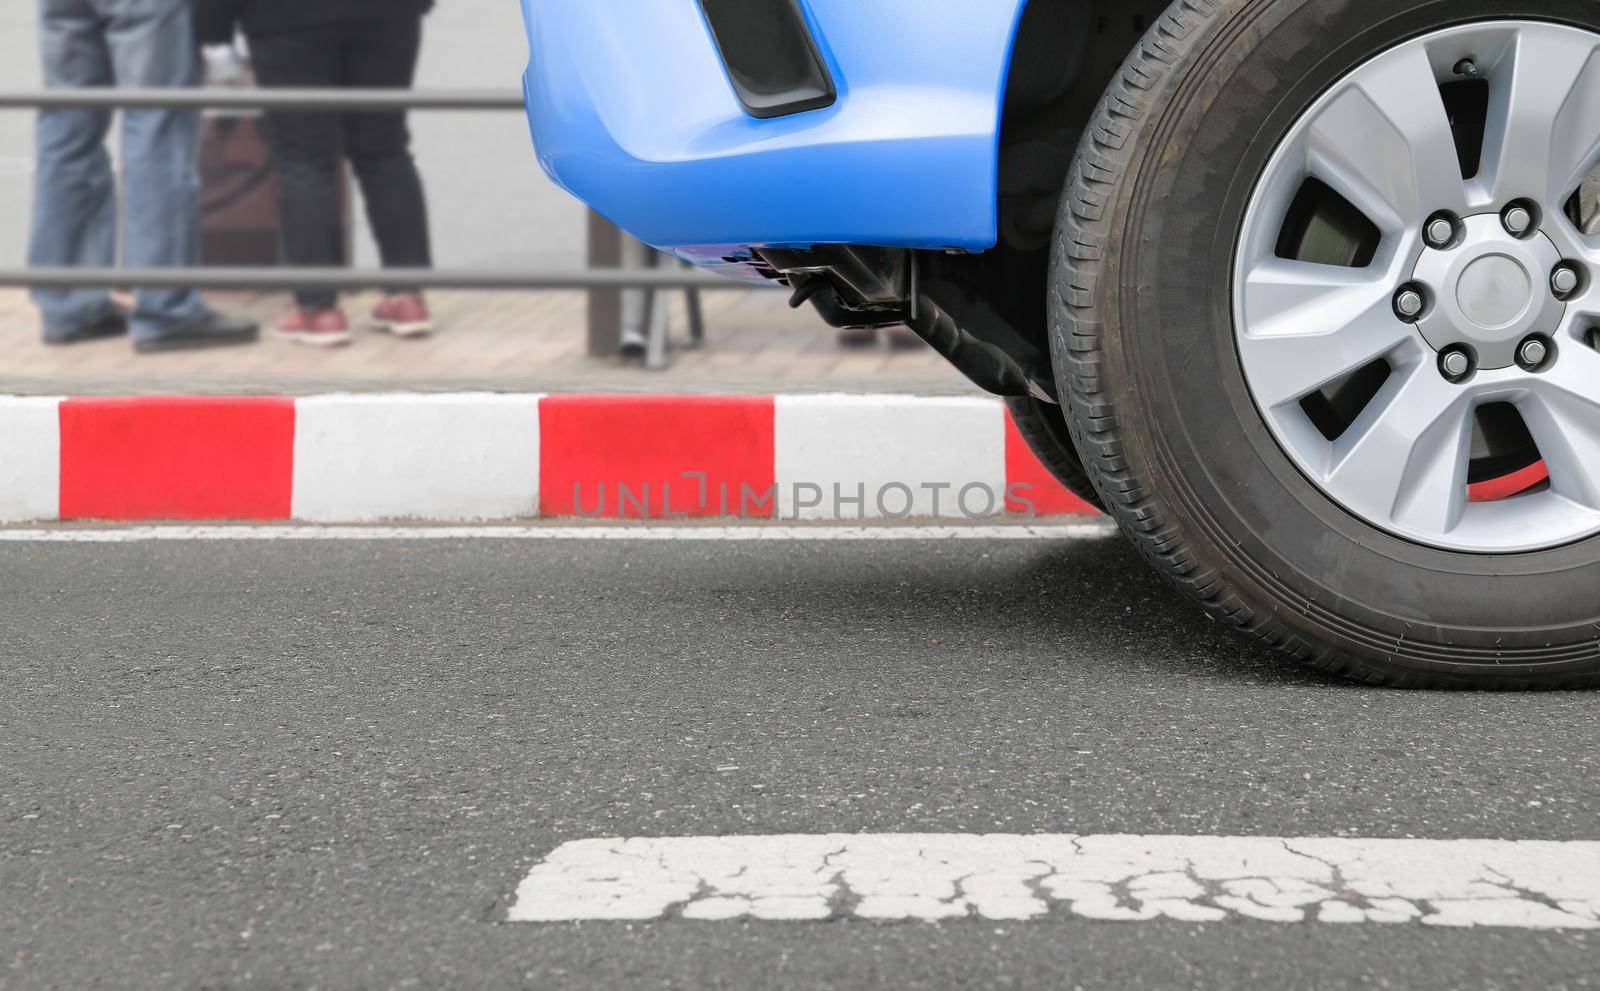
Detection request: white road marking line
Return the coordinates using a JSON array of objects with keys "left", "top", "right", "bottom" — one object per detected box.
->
[
  {"left": 508, "top": 834, "right": 1600, "bottom": 928},
  {"left": 0, "top": 523, "right": 1115, "bottom": 543}
]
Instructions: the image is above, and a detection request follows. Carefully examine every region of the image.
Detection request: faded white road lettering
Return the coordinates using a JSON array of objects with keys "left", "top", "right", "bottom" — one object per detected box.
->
[{"left": 509, "top": 835, "right": 1600, "bottom": 928}]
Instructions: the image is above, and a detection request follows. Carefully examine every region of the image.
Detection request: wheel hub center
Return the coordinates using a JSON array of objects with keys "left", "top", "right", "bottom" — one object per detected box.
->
[
  {"left": 1411, "top": 213, "right": 1565, "bottom": 369},
  {"left": 1455, "top": 254, "right": 1532, "bottom": 329}
]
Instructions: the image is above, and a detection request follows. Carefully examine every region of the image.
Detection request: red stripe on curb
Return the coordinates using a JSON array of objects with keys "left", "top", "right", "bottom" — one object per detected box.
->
[
  {"left": 1002, "top": 409, "right": 1098, "bottom": 516},
  {"left": 540, "top": 396, "right": 777, "bottom": 518},
  {"left": 59, "top": 397, "right": 295, "bottom": 520}
]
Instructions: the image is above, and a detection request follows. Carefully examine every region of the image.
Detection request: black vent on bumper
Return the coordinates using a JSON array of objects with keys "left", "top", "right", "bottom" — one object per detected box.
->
[{"left": 700, "top": 0, "right": 836, "bottom": 119}]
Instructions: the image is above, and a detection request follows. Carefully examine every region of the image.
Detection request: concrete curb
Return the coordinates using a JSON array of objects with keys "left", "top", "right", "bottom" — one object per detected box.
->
[{"left": 0, "top": 393, "right": 1098, "bottom": 523}]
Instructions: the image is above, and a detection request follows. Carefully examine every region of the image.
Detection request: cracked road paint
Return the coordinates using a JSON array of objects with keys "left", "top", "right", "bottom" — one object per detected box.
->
[{"left": 507, "top": 835, "right": 1600, "bottom": 928}]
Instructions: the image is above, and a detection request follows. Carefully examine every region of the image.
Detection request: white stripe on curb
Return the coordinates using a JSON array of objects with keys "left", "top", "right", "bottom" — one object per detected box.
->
[
  {"left": 508, "top": 834, "right": 1600, "bottom": 928},
  {"left": 0, "top": 523, "right": 1117, "bottom": 543},
  {"left": 292, "top": 394, "right": 542, "bottom": 522},
  {"left": 0, "top": 397, "right": 62, "bottom": 523},
  {"left": 775, "top": 395, "right": 1007, "bottom": 520}
]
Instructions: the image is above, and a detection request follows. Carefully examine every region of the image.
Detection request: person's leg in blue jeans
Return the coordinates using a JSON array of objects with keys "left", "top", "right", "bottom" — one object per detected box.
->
[
  {"left": 101, "top": 0, "right": 216, "bottom": 341},
  {"left": 29, "top": 0, "right": 257, "bottom": 351},
  {"left": 28, "top": 0, "right": 124, "bottom": 343}
]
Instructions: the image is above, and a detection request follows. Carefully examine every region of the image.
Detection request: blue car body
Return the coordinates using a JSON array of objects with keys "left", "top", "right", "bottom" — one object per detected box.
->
[{"left": 518, "top": 0, "right": 1029, "bottom": 282}]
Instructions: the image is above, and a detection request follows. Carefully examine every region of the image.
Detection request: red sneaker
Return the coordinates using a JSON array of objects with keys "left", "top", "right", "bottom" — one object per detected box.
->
[
  {"left": 275, "top": 307, "right": 352, "bottom": 347},
  {"left": 372, "top": 294, "right": 433, "bottom": 338}
]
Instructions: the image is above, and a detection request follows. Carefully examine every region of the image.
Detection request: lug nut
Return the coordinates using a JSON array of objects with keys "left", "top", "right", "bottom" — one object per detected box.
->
[
  {"left": 1440, "top": 348, "right": 1473, "bottom": 379},
  {"left": 1503, "top": 205, "right": 1534, "bottom": 237},
  {"left": 1519, "top": 338, "right": 1549, "bottom": 368},
  {"left": 1395, "top": 287, "right": 1426, "bottom": 320},
  {"left": 1552, "top": 264, "right": 1581, "bottom": 296},
  {"left": 1425, "top": 217, "right": 1456, "bottom": 248}
]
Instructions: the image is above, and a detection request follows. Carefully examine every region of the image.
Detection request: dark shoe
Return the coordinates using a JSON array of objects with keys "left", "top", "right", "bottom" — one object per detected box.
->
[
  {"left": 134, "top": 312, "right": 259, "bottom": 354},
  {"left": 43, "top": 309, "right": 128, "bottom": 346}
]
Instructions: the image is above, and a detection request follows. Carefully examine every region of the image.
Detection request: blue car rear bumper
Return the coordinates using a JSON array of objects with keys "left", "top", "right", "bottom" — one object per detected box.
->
[{"left": 519, "top": 0, "right": 1028, "bottom": 277}]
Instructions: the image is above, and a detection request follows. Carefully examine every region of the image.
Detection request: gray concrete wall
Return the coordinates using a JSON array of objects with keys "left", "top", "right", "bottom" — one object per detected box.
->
[{"left": 0, "top": 0, "right": 586, "bottom": 271}]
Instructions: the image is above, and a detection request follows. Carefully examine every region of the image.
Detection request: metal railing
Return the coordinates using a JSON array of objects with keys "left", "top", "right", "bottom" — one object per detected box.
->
[
  {"left": 10, "top": 267, "right": 733, "bottom": 292},
  {"left": 0, "top": 87, "right": 755, "bottom": 364},
  {"left": 0, "top": 87, "right": 528, "bottom": 112}
]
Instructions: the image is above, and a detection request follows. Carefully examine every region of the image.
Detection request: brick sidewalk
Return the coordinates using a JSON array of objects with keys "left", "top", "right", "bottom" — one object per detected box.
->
[{"left": 0, "top": 287, "right": 975, "bottom": 396}]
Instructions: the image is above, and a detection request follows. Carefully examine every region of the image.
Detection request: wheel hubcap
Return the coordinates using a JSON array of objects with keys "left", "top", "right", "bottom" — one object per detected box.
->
[
  {"left": 1411, "top": 214, "right": 1564, "bottom": 369},
  {"left": 1233, "top": 21, "right": 1600, "bottom": 553},
  {"left": 1457, "top": 255, "right": 1530, "bottom": 328}
]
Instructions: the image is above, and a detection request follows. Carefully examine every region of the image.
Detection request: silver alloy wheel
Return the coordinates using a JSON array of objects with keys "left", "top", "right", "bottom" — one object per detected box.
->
[{"left": 1233, "top": 21, "right": 1600, "bottom": 553}]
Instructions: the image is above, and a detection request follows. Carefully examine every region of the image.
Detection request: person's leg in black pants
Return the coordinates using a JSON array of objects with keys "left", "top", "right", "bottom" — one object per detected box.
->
[
  {"left": 248, "top": 29, "right": 344, "bottom": 314},
  {"left": 340, "top": 16, "right": 433, "bottom": 278}
]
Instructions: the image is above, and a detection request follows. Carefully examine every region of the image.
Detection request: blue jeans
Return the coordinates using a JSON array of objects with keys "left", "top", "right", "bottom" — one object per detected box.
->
[{"left": 28, "top": 0, "right": 210, "bottom": 342}]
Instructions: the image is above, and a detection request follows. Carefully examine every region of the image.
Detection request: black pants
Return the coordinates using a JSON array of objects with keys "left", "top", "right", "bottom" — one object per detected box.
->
[{"left": 250, "top": 17, "right": 432, "bottom": 309}]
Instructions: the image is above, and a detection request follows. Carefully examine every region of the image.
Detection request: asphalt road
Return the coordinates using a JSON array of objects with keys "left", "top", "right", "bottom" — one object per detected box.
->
[{"left": 2, "top": 528, "right": 1597, "bottom": 989}]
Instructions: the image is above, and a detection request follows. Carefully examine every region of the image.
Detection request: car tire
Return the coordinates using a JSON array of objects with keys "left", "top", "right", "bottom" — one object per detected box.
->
[
  {"left": 1005, "top": 396, "right": 1105, "bottom": 512},
  {"left": 1051, "top": 0, "right": 1600, "bottom": 687}
]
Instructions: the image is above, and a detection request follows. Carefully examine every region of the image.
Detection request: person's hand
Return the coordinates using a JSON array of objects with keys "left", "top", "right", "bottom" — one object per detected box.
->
[{"left": 202, "top": 44, "right": 248, "bottom": 87}]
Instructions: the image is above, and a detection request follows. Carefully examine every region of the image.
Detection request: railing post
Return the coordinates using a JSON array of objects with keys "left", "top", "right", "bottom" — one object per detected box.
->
[{"left": 586, "top": 211, "right": 623, "bottom": 359}]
